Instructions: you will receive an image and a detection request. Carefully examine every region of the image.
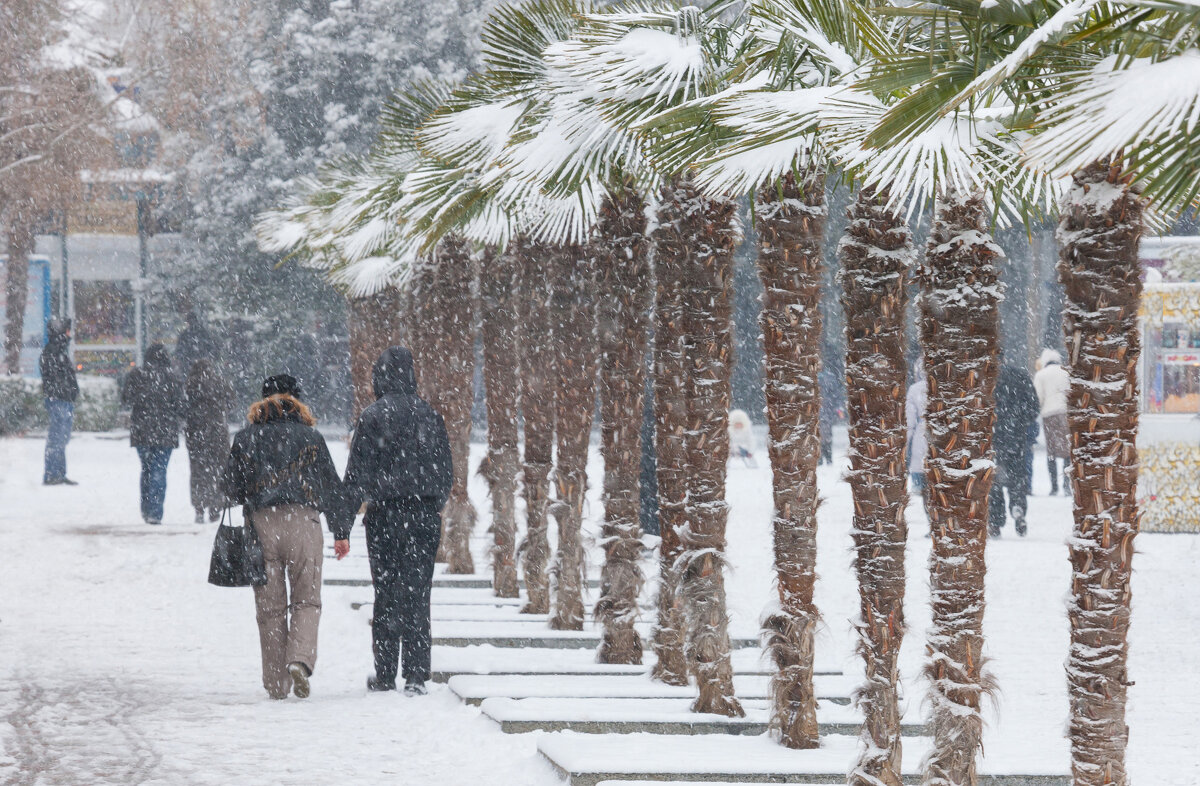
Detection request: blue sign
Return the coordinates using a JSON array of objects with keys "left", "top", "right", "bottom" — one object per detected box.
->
[{"left": 0, "top": 256, "right": 51, "bottom": 376}]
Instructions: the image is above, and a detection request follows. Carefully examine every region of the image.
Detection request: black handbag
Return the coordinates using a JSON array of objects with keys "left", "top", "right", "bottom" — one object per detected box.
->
[{"left": 207, "top": 507, "right": 268, "bottom": 587}]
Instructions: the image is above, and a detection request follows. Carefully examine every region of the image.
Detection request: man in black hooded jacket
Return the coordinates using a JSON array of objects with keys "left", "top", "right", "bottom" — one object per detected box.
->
[
  {"left": 40, "top": 318, "right": 79, "bottom": 485},
  {"left": 343, "top": 346, "right": 452, "bottom": 695}
]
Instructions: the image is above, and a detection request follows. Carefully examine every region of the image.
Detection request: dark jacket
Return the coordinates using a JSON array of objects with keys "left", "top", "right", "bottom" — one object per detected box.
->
[
  {"left": 224, "top": 394, "right": 351, "bottom": 537},
  {"left": 343, "top": 347, "right": 453, "bottom": 521},
  {"left": 40, "top": 328, "right": 78, "bottom": 403},
  {"left": 186, "top": 359, "right": 234, "bottom": 510},
  {"left": 175, "top": 317, "right": 218, "bottom": 381},
  {"left": 994, "top": 365, "right": 1040, "bottom": 467},
  {"left": 122, "top": 345, "right": 183, "bottom": 448}
]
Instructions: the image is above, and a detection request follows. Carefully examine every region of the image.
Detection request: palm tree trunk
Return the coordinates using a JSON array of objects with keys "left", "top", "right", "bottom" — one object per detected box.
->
[
  {"left": 549, "top": 243, "right": 597, "bottom": 631},
  {"left": 432, "top": 238, "right": 478, "bottom": 574},
  {"left": 404, "top": 259, "right": 445, "bottom": 561},
  {"left": 4, "top": 222, "right": 35, "bottom": 374},
  {"left": 1057, "top": 160, "right": 1143, "bottom": 786},
  {"left": 841, "top": 187, "right": 913, "bottom": 786},
  {"left": 519, "top": 237, "right": 556, "bottom": 614},
  {"left": 481, "top": 247, "right": 522, "bottom": 598},
  {"left": 664, "top": 175, "right": 744, "bottom": 717},
  {"left": 347, "top": 288, "right": 401, "bottom": 420},
  {"left": 594, "top": 189, "right": 651, "bottom": 664},
  {"left": 919, "top": 190, "right": 1002, "bottom": 786},
  {"left": 649, "top": 194, "right": 690, "bottom": 686},
  {"left": 756, "top": 169, "right": 827, "bottom": 747}
]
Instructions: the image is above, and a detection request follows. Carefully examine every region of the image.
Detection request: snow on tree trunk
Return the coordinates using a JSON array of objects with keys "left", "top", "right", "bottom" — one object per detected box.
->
[
  {"left": 919, "top": 190, "right": 1002, "bottom": 786},
  {"left": 4, "top": 222, "right": 35, "bottom": 374},
  {"left": 403, "top": 258, "right": 444, "bottom": 561},
  {"left": 431, "top": 238, "right": 478, "bottom": 574},
  {"left": 594, "top": 189, "right": 651, "bottom": 664},
  {"left": 518, "top": 238, "right": 556, "bottom": 614},
  {"left": 649, "top": 185, "right": 690, "bottom": 686},
  {"left": 840, "top": 187, "right": 913, "bottom": 785},
  {"left": 347, "top": 288, "right": 401, "bottom": 421},
  {"left": 657, "top": 175, "right": 744, "bottom": 716},
  {"left": 549, "top": 243, "right": 598, "bottom": 631},
  {"left": 481, "top": 247, "right": 522, "bottom": 598},
  {"left": 756, "top": 169, "right": 827, "bottom": 747},
  {"left": 1056, "top": 160, "right": 1143, "bottom": 786}
]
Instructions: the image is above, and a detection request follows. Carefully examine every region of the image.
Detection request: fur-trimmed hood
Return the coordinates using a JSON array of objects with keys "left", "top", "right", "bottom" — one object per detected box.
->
[{"left": 248, "top": 393, "right": 316, "bottom": 426}]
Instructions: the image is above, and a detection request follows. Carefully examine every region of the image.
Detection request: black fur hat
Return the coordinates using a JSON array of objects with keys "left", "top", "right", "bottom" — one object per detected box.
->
[{"left": 261, "top": 374, "right": 302, "bottom": 400}]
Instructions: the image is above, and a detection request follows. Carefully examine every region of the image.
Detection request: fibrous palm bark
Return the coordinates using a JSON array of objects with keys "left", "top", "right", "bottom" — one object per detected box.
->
[
  {"left": 481, "top": 247, "right": 522, "bottom": 598},
  {"left": 756, "top": 169, "right": 827, "bottom": 747},
  {"left": 1057, "top": 160, "right": 1143, "bottom": 786},
  {"left": 3, "top": 222, "right": 34, "bottom": 373},
  {"left": 519, "top": 238, "right": 556, "bottom": 614},
  {"left": 919, "top": 190, "right": 1001, "bottom": 786},
  {"left": 649, "top": 190, "right": 690, "bottom": 686},
  {"left": 594, "top": 190, "right": 652, "bottom": 664},
  {"left": 404, "top": 259, "right": 443, "bottom": 558},
  {"left": 431, "top": 238, "right": 478, "bottom": 574},
  {"left": 348, "top": 288, "right": 402, "bottom": 420},
  {"left": 840, "top": 187, "right": 913, "bottom": 786},
  {"left": 660, "top": 175, "right": 744, "bottom": 717},
  {"left": 549, "top": 244, "right": 598, "bottom": 631}
]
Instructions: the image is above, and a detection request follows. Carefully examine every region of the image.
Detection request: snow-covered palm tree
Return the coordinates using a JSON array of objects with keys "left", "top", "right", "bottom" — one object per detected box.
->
[
  {"left": 546, "top": 1, "right": 747, "bottom": 714},
  {"left": 648, "top": 0, "right": 916, "bottom": 756}
]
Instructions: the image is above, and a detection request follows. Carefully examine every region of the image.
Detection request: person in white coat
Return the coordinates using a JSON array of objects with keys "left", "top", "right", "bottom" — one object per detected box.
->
[
  {"left": 728, "top": 409, "right": 756, "bottom": 467},
  {"left": 905, "top": 361, "right": 929, "bottom": 514},
  {"left": 1034, "top": 348, "right": 1072, "bottom": 495}
]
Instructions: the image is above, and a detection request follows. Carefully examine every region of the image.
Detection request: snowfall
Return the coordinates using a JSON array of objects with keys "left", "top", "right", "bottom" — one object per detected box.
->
[{"left": 1, "top": 426, "right": 1197, "bottom": 784}]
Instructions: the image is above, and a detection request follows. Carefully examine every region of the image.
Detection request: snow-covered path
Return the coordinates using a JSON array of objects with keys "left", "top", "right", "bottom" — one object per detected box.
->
[{"left": 1, "top": 429, "right": 1197, "bottom": 783}]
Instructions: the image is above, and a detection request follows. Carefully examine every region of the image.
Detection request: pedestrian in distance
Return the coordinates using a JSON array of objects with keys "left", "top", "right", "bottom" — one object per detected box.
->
[
  {"left": 342, "top": 347, "right": 452, "bottom": 697},
  {"left": 905, "top": 360, "right": 929, "bottom": 517},
  {"left": 122, "top": 344, "right": 184, "bottom": 525},
  {"left": 40, "top": 318, "right": 79, "bottom": 486},
  {"left": 185, "top": 357, "right": 235, "bottom": 524},
  {"left": 989, "top": 363, "right": 1041, "bottom": 538},
  {"left": 1034, "top": 348, "right": 1071, "bottom": 495},
  {"left": 175, "top": 311, "right": 219, "bottom": 384},
  {"left": 728, "top": 408, "right": 757, "bottom": 468},
  {"left": 223, "top": 374, "right": 351, "bottom": 701}
]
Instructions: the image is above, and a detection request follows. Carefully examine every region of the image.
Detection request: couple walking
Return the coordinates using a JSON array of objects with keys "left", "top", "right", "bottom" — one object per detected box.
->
[{"left": 224, "top": 347, "right": 451, "bottom": 699}]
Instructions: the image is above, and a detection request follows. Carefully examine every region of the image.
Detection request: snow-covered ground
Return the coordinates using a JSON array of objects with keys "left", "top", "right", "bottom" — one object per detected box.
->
[{"left": 1, "top": 427, "right": 1197, "bottom": 783}]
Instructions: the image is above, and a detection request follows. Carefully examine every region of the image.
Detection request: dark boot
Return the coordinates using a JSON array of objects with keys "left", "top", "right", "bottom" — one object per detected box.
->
[
  {"left": 367, "top": 675, "right": 395, "bottom": 692},
  {"left": 1047, "top": 457, "right": 1059, "bottom": 495}
]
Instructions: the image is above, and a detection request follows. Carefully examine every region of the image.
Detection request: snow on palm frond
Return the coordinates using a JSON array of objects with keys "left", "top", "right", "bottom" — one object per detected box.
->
[
  {"left": 417, "top": 92, "right": 528, "bottom": 172},
  {"left": 692, "top": 84, "right": 839, "bottom": 195},
  {"left": 1024, "top": 50, "right": 1200, "bottom": 212},
  {"left": 481, "top": 0, "right": 593, "bottom": 95},
  {"left": 544, "top": 3, "right": 731, "bottom": 129},
  {"left": 827, "top": 90, "right": 1059, "bottom": 224}
]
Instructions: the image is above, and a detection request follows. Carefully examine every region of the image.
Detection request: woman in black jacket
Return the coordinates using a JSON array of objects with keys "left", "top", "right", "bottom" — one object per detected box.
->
[
  {"left": 122, "top": 344, "right": 183, "bottom": 525},
  {"left": 224, "top": 375, "right": 350, "bottom": 700}
]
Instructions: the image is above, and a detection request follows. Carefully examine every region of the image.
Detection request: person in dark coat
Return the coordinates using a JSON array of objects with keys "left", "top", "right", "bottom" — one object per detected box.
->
[
  {"left": 989, "top": 363, "right": 1041, "bottom": 538},
  {"left": 185, "top": 357, "right": 234, "bottom": 523},
  {"left": 40, "top": 318, "right": 79, "bottom": 485},
  {"left": 224, "top": 374, "right": 351, "bottom": 700},
  {"left": 342, "top": 347, "right": 452, "bottom": 696},
  {"left": 122, "top": 344, "right": 184, "bottom": 525},
  {"left": 175, "top": 311, "right": 219, "bottom": 383}
]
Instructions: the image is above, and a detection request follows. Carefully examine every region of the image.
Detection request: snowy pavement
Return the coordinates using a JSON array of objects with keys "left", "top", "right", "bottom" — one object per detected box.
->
[{"left": 1, "top": 429, "right": 1198, "bottom": 783}]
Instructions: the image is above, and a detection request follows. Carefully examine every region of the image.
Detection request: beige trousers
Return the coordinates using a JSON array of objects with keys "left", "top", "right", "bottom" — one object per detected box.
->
[{"left": 251, "top": 504, "right": 323, "bottom": 698}]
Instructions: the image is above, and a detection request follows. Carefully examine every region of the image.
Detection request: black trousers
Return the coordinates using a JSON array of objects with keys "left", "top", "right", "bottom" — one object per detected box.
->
[
  {"left": 365, "top": 498, "right": 442, "bottom": 684},
  {"left": 988, "top": 456, "right": 1030, "bottom": 530}
]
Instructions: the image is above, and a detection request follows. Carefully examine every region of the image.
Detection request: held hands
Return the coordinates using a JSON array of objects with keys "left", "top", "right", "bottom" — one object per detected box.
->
[{"left": 334, "top": 539, "right": 350, "bottom": 560}]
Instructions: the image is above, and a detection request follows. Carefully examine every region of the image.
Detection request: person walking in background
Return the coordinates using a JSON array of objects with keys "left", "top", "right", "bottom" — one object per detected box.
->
[
  {"left": 122, "top": 344, "right": 183, "bottom": 525},
  {"left": 175, "top": 311, "right": 219, "bottom": 381},
  {"left": 342, "top": 347, "right": 452, "bottom": 697},
  {"left": 185, "top": 357, "right": 235, "bottom": 523},
  {"left": 224, "top": 375, "right": 350, "bottom": 701},
  {"left": 817, "top": 367, "right": 838, "bottom": 465},
  {"left": 990, "top": 363, "right": 1041, "bottom": 538},
  {"left": 905, "top": 360, "right": 929, "bottom": 515},
  {"left": 728, "top": 408, "right": 757, "bottom": 467},
  {"left": 1034, "top": 348, "right": 1071, "bottom": 495},
  {"left": 40, "top": 318, "right": 78, "bottom": 486}
]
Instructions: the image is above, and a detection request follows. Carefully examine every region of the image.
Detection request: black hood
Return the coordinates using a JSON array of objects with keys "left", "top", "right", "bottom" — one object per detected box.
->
[
  {"left": 372, "top": 346, "right": 417, "bottom": 398},
  {"left": 145, "top": 343, "right": 172, "bottom": 368}
]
